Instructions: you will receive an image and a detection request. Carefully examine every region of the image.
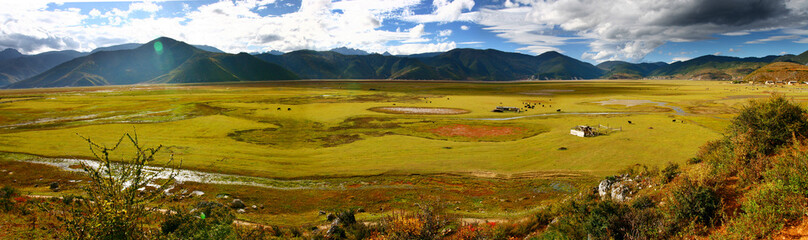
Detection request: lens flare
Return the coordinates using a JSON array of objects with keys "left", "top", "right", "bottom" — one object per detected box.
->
[{"left": 153, "top": 41, "right": 164, "bottom": 55}]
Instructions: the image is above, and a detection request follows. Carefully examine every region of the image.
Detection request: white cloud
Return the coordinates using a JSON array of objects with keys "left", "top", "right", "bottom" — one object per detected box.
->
[
  {"left": 128, "top": 1, "right": 161, "bottom": 13},
  {"left": 438, "top": 29, "right": 452, "bottom": 36},
  {"left": 474, "top": 0, "right": 808, "bottom": 61},
  {"left": 460, "top": 25, "right": 469, "bottom": 30},
  {"left": 0, "top": 0, "right": 449, "bottom": 55},
  {"left": 477, "top": 7, "right": 576, "bottom": 55},
  {"left": 745, "top": 35, "right": 800, "bottom": 44},
  {"left": 672, "top": 57, "right": 691, "bottom": 62},
  {"left": 400, "top": 0, "right": 478, "bottom": 23},
  {"left": 722, "top": 31, "right": 750, "bottom": 36},
  {"left": 89, "top": 8, "right": 101, "bottom": 17},
  {"left": 385, "top": 42, "right": 456, "bottom": 55}
]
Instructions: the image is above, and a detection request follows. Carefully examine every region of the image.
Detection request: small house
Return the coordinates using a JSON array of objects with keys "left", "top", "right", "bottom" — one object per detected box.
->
[
  {"left": 765, "top": 81, "right": 774, "bottom": 85},
  {"left": 570, "top": 125, "right": 596, "bottom": 137},
  {"left": 493, "top": 106, "right": 520, "bottom": 113},
  {"left": 788, "top": 81, "right": 799, "bottom": 85}
]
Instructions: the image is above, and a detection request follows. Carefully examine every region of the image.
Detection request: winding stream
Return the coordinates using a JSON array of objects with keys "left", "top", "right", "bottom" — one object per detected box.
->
[{"left": 23, "top": 157, "right": 327, "bottom": 190}]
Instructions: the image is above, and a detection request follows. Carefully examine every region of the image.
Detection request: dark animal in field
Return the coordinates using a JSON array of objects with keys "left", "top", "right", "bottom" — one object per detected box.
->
[
  {"left": 556, "top": 109, "right": 561, "bottom": 112},
  {"left": 277, "top": 107, "right": 281, "bottom": 110},
  {"left": 628, "top": 121, "right": 632, "bottom": 124},
  {"left": 672, "top": 119, "right": 676, "bottom": 122},
  {"left": 287, "top": 108, "right": 291, "bottom": 111}
]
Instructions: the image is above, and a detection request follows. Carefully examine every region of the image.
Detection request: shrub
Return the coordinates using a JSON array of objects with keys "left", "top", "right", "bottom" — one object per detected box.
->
[
  {"left": 379, "top": 204, "right": 449, "bottom": 240},
  {"left": 697, "top": 138, "right": 735, "bottom": 177},
  {"left": 765, "top": 142, "right": 808, "bottom": 197},
  {"left": 160, "top": 204, "right": 236, "bottom": 239},
  {"left": 667, "top": 178, "right": 721, "bottom": 232},
  {"left": 729, "top": 95, "right": 808, "bottom": 158},
  {"left": 728, "top": 95, "right": 808, "bottom": 181},
  {"left": 0, "top": 185, "right": 19, "bottom": 212},
  {"left": 49, "top": 132, "right": 179, "bottom": 240},
  {"left": 719, "top": 181, "right": 805, "bottom": 239},
  {"left": 660, "top": 162, "right": 680, "bottom": 184},
  {"left": 583, "top": 200, "right": 628, "bottom": 240}
]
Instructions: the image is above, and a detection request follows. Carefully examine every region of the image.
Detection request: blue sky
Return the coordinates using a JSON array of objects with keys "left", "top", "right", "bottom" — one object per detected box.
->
[{"left": 3, "top": 0, "right": 808, "bottom": 64}]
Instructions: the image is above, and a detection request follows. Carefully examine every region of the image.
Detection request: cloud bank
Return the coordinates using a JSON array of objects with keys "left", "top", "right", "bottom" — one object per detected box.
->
[
  {"left": 477, "top": 0, "right": 808, "bottom": 61},
  {"left": 3, "top": 0, "right": 808, "bottom": 62}
]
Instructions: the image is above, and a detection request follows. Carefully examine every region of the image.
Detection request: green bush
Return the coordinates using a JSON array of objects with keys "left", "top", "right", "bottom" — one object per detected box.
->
[
  {"left": 660, "top": 162, "right": 680, "bottom": 184},
  {"left": 160, "top": 203, "right": 236, "bottom": 239},
  {"left": 47, "top": 132, "right": 179, "bottom": 240},
  {"left": 720, "top": 181, "right": 805, "bottom": 239},
  {"left": 667, "top": 178, "right": 721, "bottom": 231},
  {"left": 697, "top": 138, "right": 735, "bottom": 176},
  {"left": 765, "top": 144, "right": 808, "bottom": 197},
  {"left": 0, "top": 185, "right": 19, "bottom": 212},
  {"left": 583, "top": 200, "right": 628, "bottom": 240},
  {"left": 729, "top": 95, "right": 808, "bottom": 158},
  {"left": 729, "top": 95, "right": 808, "bottom": 181}
]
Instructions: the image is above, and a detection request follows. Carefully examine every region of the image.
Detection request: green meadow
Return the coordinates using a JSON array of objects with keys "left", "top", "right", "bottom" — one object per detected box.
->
[{"left": 0, "top": 80, "right": 800, "bottom": 225}]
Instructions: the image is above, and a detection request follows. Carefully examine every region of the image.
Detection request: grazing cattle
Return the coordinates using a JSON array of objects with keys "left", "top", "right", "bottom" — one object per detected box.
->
[
  {"left": 628, "top": 121, "right": 632, "bottom": 124},
  {"left": 287, "top": 108, "right": 291, "bottom": 111},
  {"left": 556, "top": 109, "right": 561, "bottom": 112},
  {"left": 277, "top": 107, "right": 281, "bottom": 110},
  {"left": 672, "top": 119, "right": 676, "bottom": 122}
]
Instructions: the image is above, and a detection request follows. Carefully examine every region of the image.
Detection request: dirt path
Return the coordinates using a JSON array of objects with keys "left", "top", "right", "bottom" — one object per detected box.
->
[{"left": 776, "top": 218, "right": 808, "bottom": 240}]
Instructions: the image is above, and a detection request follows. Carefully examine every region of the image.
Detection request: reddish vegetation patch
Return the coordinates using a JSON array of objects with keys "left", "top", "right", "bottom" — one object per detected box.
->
[{"left": 429, "top": 124, "right": 525, "bottom": 138}]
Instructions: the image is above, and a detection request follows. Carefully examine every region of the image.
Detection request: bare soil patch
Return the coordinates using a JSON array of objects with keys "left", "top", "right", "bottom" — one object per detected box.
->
[
  {"left": 369, "top": 106, "right": 470, "bottom": 115},
  {"left": 429, "top": 124, "right": 525, "bottom": 138}
]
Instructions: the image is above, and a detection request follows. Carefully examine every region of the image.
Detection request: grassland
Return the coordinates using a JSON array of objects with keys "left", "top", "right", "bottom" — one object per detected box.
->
[{"left": 1, "top": 80, "right": 804, "bottom": 226}]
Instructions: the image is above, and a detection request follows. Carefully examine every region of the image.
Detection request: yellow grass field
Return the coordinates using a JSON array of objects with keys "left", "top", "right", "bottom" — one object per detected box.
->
[
  {"left": 1, "top": 80, "right": 800, "bottom": 179},
  {"left": 2, "top": 79, "right": 807, "bottom": 225}
]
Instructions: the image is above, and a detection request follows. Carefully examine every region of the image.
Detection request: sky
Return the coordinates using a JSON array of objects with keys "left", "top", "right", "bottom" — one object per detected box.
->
[{"left": 3, "top": 0, "right": 808, "bottom": 64}]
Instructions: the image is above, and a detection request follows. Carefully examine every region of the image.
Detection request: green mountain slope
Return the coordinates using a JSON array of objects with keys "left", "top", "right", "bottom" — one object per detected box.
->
[
  {"left": 597, "top": 61, "right": 668, "bottom": 79},
  {"left": 649, "top": 55, "right": 778, "bottom": 80},
  {"left": 257, "top": 48, "right": 603, "bottom": 81},
  {"left": 5, "top": 37, "right": 297, "bottom": 89},
  {"left": 0, "top": 50, "right": 87, "bottom": 86},
  {"left": 256, "top": 51, "right": 441, "bottom": 80}
]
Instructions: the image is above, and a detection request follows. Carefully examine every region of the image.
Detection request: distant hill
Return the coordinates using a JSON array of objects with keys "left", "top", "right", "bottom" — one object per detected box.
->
[
  {"left": 774, "top": 50, "right": 808, "bottom": 65},
  {"left": 532, "top": 51, "right": 604, "bottom": 79},
  {"left": 0, "top": 48, "right": 23, "bottom": 62},
  {"left": 5, "top": 37, "right": 297, "bottom": 89},
  {"left": 0, "top": 50, "right": 87, "bottom": 86},
  {"left": 744, "top": 62, "right": 808, "bottom": 83},
  {"left": 329, "top": 47, "right": 369, "bottom": 55},
  {"left": 649, "top": 55, "right": 778, "bottom": 80},
  {"left": 597, "top": 61, "right": 668, "bottom": 79},
  {"left": 91, "top": 43, "right": 225, "bottom": 53},
  {"left": 257, "top": 50, "right": 434, "bottom": 79},
  {"left": 257, "top": 48, "right": 603, "bottom": 81}
]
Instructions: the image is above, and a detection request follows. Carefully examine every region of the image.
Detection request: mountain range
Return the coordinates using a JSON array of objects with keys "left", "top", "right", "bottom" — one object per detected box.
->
[
  {"left": 3, "top": 36, "right": 808, "bottom": 89},
  {"left": 0, "top": 49, "right": 87, "bottom": 86},
  {"left": 5, "top": 37, "right": 297, "bottom": 89}
]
